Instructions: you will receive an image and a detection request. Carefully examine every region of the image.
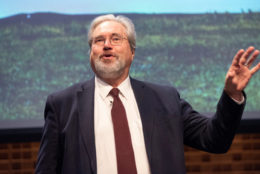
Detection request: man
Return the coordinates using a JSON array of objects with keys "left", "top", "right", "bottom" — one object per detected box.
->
[{"left": 35, "top": 14, "right": 260, "bottom": 174}]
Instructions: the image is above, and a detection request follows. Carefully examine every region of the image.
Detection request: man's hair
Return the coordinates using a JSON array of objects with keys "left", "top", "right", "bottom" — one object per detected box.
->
[{"left": 87, "top": 14, "right": 136, "bottom": 52}]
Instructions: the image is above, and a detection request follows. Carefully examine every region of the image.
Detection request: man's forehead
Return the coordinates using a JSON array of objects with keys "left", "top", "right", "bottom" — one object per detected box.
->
[
  {"left": 94, "top": 33, "right": 122, "bottom": 38},
  {"left": 93, "top": 21, "right": 126, "bottom": 37}
]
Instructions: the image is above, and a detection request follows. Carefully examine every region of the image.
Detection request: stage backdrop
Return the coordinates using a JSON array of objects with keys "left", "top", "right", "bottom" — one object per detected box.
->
[{"left": 0, "top": 0, "right": 260, "bottom": 129}]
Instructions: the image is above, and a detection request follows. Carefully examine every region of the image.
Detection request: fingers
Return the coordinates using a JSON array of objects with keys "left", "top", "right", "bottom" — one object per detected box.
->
[
  {"left": 240, "top": 46, "right": 255, "bottom": 65},
  {"left": 245, "top": 50, "right": 260, "bottom": 68},
  {"left": 251, "top": 62, "right": 260, "bottom": 76},
  {"left": 232, "top": 49, "right": 244, "bottom": 66}
]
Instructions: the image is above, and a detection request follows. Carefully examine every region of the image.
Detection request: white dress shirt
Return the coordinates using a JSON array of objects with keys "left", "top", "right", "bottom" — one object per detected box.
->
[{"left": 94, "top": 76, "right": 151, "bottom": 174}]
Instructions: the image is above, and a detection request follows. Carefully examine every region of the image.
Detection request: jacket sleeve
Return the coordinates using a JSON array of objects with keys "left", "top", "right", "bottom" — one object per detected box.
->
[
  {"left": 35, "top": 95, "right": 62, "bottom": 174},
  {"left": 183, "top": 91, "right": 245, "bottom": 153}
]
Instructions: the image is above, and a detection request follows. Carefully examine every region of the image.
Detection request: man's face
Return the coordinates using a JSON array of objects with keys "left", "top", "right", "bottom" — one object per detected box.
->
[{"left": 90, "top": 21, "right": 134, "bottom": 84}]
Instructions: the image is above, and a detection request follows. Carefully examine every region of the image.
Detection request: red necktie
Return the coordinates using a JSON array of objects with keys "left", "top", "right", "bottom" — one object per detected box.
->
[{"left": 109, "top": 88, "right": 137, "bottom": 174}]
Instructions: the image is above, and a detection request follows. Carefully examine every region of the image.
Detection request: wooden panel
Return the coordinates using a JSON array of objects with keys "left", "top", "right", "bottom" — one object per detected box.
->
[
  {"left": 0, "top": 142, "right": 39, "bottom": 174},
  {"left": 185, "top": 134, "right": 260, "bottom": 173}
]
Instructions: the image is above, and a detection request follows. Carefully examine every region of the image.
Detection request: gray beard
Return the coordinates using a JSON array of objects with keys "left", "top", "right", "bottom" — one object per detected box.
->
[{"left": 93, "top": 57, "right": 125, "bottom": 80}]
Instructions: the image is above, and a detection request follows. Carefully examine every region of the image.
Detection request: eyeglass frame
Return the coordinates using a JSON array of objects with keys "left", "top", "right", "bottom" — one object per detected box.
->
[{"left": 92, "top": 33, "right": 128, "bottom": 47}]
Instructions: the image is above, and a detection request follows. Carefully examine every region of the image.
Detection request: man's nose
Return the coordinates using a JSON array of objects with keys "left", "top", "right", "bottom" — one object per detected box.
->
[
  {"left": 104, "top": 39, "right": 112, "bottom": 46},
  {"left": 103, "top": 39, "right": 112, "bottom": 50}
]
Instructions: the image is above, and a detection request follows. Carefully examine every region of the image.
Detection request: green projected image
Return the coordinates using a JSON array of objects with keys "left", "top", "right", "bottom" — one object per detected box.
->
[{"left": 0, "top": 12, "right": 260, "bottom": 128}]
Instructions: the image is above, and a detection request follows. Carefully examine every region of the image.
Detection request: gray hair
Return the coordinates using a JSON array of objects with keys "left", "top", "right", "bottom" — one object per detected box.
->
[{"left": 87, "top": 14, "right": 136, "bottom": 52}]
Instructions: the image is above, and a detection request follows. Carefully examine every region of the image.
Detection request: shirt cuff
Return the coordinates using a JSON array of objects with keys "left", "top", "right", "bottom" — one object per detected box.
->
[{"left": 230, "top": 95, "right": 245, "bottom": 105}]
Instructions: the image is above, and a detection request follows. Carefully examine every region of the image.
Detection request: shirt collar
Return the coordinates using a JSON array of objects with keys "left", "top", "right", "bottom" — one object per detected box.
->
[{"left": 95, "top": 76, "right": 132, "bottom": 100}]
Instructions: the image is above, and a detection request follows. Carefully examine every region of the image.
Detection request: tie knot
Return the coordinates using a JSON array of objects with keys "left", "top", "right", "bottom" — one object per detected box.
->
[{"left": 109, "top": 88, "right": 120, "bottom": 98}]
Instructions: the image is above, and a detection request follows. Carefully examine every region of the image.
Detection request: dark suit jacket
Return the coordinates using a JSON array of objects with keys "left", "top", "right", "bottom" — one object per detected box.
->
[{"left": 35, "top": 78, "right": 245, "bottom": 174}]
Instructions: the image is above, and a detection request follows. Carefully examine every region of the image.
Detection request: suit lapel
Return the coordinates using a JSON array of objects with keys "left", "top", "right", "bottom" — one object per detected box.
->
[
  {"left": 131, "top": 78, "right": 158, "bottom": 166},
  {"left": 77, "top": 78, "right": 96, "bottom": 174}
]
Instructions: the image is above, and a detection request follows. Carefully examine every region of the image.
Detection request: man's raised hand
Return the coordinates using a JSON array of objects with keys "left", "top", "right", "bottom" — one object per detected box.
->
[{"left": 224, "top": 46, "right": 260, "bottom": 101}]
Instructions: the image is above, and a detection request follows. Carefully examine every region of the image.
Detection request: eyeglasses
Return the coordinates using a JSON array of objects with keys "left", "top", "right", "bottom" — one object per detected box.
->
[{"left": 92, "top": 34, "right": 128, "bottom": 46}]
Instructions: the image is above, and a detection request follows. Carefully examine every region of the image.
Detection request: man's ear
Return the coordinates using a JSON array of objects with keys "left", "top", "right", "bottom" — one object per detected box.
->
[
  {"left": 131, "top": 49, "right": 135, "bottom": 60},
  {"left": 88, "top": 45, "right": 91, "bottom": 55}
]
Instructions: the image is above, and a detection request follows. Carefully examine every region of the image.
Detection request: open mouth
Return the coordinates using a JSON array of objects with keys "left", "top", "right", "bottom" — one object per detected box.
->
[{"left": 101, "top": 53, "right": 115, "bottom": 59}]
